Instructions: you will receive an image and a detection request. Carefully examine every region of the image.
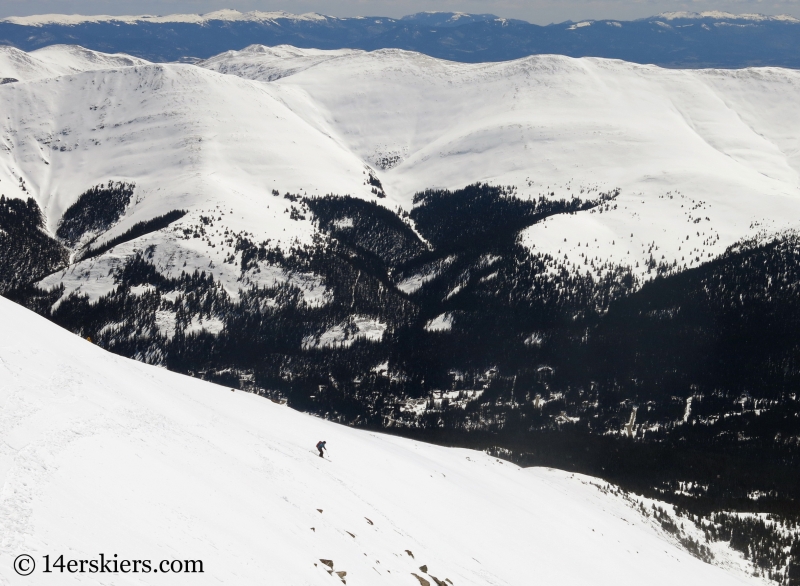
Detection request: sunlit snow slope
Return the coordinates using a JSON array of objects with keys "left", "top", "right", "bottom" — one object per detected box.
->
[
  {"left": 2, "top": 44, "right": 800, "bottom": 296},
  {"left": 204, "top": 46, "right": 800, "bottom": 277},
  {"left": 0, "top": 296, "right": 758, "bottom": 585},
  {"left": 0, "top": 49, "right": 376, "bottom": 298},
  {"left": 0, "top": 45, "right": 148, "bottom": 82}
]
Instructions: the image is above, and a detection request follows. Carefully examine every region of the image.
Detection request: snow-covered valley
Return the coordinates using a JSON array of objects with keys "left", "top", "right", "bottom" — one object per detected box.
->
[{"left": 0, "top": 296, "right": 772, "bottom": 585}]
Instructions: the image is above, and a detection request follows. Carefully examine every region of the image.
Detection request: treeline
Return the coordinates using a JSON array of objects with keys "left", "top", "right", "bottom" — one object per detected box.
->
[
  {"left": 306, "top": 195, "right": 427, "bottom": 269},
  {"left": 410, "top": 183, "right": 617, "bottom": 250}
]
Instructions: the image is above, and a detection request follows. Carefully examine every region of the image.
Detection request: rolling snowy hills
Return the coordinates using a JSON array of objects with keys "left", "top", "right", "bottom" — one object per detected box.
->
[
  {"left": 1, "top": 44, "right": 799, "bottom": 296},
  {"left": 0, "top": 295, "right": 770, "bottom": 585},
  {"left": 203, "top": 45, "right": 800, "bottom": 279},
  {"left": 2, "top": 10, "right": 800, "bottom": 68}
]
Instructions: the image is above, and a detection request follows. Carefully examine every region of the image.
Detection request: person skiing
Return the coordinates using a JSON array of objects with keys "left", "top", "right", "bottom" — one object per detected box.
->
[{"left": 316, "top": 440, "right": 327, "bottom": 458}]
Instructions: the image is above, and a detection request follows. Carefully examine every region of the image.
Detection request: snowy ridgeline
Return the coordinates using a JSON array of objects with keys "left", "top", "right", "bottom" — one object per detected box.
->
[
  {"left": 0, "top": 296, "right": 783, "bottom": 585},
  {"left": 3, "top": 10, "right": 800, "bottom": 68},
  {"left": 1, "top": 43, "right": 800, "bottom": 298}
]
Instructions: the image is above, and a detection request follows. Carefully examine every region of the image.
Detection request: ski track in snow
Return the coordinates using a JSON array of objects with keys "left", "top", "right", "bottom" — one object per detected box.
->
[{"left": 0, "top": 296, "right": 764, "bottom": 585}]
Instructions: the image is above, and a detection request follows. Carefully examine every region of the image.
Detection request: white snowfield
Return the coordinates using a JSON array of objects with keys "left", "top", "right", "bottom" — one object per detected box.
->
[
  {"left": 206, "top": 46, "right": 800, "bottom": 279},
  {"left": 656, "top": 11, "right": 800, "bottom": 22},
  {"left": 1, "top": 43, "right": 800, "bottom": 295},
  {"left": 199, "top": 45, "right": 362, "bottom": 82},
  {"left": 0, "top": 296, "right": 759, "bottom": 585},
  {"left": 0, "top": 10, "right": 333, "bottom": 27}
]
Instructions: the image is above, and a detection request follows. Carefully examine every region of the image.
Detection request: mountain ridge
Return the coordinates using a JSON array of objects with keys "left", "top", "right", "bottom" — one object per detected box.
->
[
  {"left": 2, "top": 10, "right": 800, "bottom": 67},
  {"left": 2, "top": 9, "right": 799, "bottom": 27}
]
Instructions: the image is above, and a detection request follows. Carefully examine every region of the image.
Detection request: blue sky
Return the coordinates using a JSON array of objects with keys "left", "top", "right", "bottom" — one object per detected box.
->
[{"left": 1, "top": 0, "right": 799, "bottom": 24}]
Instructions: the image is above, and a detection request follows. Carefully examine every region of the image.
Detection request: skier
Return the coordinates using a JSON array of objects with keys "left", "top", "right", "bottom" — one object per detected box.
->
[{"left": 316, "top": 440, "right": 327, "bottom": 458}]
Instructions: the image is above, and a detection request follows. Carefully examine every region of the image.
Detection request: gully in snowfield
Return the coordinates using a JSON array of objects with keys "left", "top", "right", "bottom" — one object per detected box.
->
[{"left": 316, "top": 441, "right": 327, "bottom": 458}]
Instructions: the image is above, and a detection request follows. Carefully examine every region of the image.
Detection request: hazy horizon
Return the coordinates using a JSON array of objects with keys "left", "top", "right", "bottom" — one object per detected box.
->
[{"left": 1, "top": 0, "right": 799, "bottom": 26}]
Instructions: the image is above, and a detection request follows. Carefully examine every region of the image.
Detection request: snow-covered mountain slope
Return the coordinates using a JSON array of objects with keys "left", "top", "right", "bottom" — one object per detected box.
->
[
  {"left": 199, "top": 45, "right": 362, "bottom": 82},
  {"left": 1, "top": 45, "right": 799, "bottom": 296},
  {"left": 0, "top": 295, "right": 761, "bottom": 586},
  {"left": 0, "top": 44, "right": 148, "bottom": 82},
  {"left": 0, "top": 43, "right": 798, "bottom": 303},
  {"left": 203, "top": 47, "right": 800, "bottom": 279},
  {"left": 0, "top": 59, "right": 380, "bottom": 297}
]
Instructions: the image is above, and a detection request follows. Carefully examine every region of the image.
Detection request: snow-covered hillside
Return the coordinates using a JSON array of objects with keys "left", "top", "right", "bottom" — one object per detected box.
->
[
  {"left": 1, "top": 44, "right": 799, "bottom": 296},
  {"left": 199, "top": 45, "right": 361, "bottom": 82},
  {"left": 657, "top": 11, "right": 800, "bottom": 22},
  {"left": 203, "top": 46, "right": 800, "bottom": 280},
  {"left": 0, "top": 50, "right": 379, "bottom": 298},
  {"left": 0, "top": 45, "right": 148, "bottom": 82},
  {"left": 0, "top": 296, "right": 762, "bottom": 585}
]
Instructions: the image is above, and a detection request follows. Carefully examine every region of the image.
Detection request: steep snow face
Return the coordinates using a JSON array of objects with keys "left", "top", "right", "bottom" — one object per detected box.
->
[
  {"left": 0, "top": 63, "right": 371, "bottom": 231},
  {"left": 0, "top": 44, "right": 148, "bottom": 82},
  {"left": 0, "top": 296, "right": 761, "bottom": 585},
  {"left": 203, "top": 47, "right": 800, "bottom": 279}
]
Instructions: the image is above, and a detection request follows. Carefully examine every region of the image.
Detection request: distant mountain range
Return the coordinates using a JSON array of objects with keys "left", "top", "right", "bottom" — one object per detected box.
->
[{"left": 2, "top": 9, "right": 800, "bottom": 67}]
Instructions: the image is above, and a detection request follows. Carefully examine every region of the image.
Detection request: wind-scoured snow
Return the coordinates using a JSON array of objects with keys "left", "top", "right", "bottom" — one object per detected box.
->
[{"left": 0, "top": 295, "right": 763, "bottom": 585}]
